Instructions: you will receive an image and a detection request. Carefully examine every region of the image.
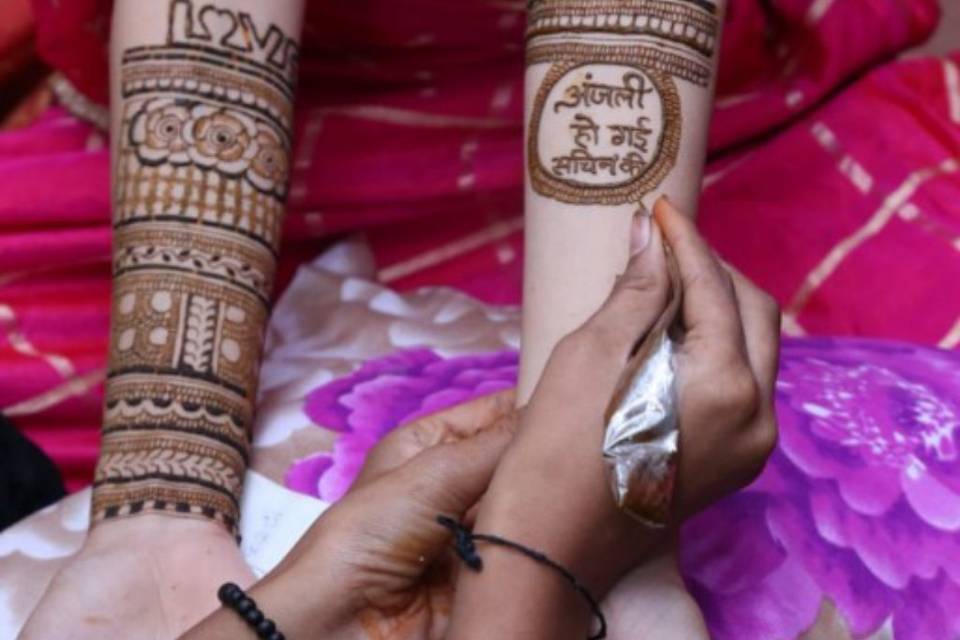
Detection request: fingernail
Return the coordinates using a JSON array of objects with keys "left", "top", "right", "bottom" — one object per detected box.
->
[{"left": 630, "top": 205, "right": 651, "bottom": 255}]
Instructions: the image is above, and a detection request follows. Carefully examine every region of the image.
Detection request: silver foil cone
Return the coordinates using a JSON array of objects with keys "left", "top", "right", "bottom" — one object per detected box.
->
[{"left": 603, "top": 245, "right": 683, "bottom": 527}]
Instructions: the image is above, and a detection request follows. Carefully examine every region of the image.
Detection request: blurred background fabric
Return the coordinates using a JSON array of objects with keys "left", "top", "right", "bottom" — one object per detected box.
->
[{"left": 0, "top": 0, "right": 958, "bottom": 493}]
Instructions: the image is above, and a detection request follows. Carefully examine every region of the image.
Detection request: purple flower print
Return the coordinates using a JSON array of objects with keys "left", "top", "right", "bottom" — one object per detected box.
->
[
  {"left": 286, "top": 338, "right": 960, "bottom": 639},
  {"left": 286, "top": 348, "right": 517, "bottom": 501},
  {"left": 682, "top": 337, "right": 960, "bottom": 640}
]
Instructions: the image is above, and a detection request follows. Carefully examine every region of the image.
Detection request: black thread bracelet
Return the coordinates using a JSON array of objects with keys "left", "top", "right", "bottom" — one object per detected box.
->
[
  {"left": 217, "top": 582, "right": 285, "bottom": 640},
  {"left": 437, "top": 515, "right": 607, "bottom": 640}
]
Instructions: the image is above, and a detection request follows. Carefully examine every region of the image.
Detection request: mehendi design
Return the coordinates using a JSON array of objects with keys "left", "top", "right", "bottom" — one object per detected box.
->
[
  {"left": 92, "top": 0, "right": 297, "bottom": 535},
  {"left": 526, "top": 0, "right": 719, "bottom": 205}
]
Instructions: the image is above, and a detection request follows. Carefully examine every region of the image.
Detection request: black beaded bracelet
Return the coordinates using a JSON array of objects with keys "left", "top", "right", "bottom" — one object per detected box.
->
[{"left": 217, "top": 582, "right": 286, "bottom": 640}]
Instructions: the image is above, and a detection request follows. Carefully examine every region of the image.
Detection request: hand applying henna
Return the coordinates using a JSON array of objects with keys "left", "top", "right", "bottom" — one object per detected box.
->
[{"left": 446, "top": 198, "right": 780, "bottom": 640}]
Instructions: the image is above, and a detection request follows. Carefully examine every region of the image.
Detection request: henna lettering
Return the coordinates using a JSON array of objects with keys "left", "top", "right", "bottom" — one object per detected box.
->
[
  {"left": 526, "top": 0, "right": 720, "bottom": 205},
  {"left": 553, "top": 72, "right": 655, "bottom": 112},
  {"left": 570, "top": 114, "right": 600, "bottom": 149},
  {"left": 168, "top": 0, "right": 300, "bottom": 79},
  {"left": 609, "top": 117, "right": 654, "bottom": 152}
]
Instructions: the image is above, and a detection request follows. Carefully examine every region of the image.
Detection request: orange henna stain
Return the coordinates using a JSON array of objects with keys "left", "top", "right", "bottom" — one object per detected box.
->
[{"left": 358, "top": 581, "right": 453, "bottom": 640}]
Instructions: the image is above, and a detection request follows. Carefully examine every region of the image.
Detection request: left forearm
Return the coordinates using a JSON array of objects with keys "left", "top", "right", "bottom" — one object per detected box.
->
[{"left": 94, "top": 0, "right": 305, "bottom": 535}]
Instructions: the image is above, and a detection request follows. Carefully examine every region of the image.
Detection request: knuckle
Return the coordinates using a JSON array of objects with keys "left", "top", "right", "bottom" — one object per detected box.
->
[
  {"left": 367, "top": 426, "right": 403, "bottom": 459},
  {"left": 721, "top": 367, "right": 760, "bottom": 422},
  {"left": 616, "top": 269, "right": 668, "bottom": 299},
  {"left": 745, "top": 413, "right": 779, "bottom": 462},
  {"left": 491, "top": 408, "right": 522, "bottom": 437},
  {"left": 407, "top": 444, "right": 457, "bottom": 487},
  {"left": 737, "top": 456, "right": 769, "bottom": 490},
  {"left": 717, "top": 263, "right": 736, "bottom": 291},
  {"left": 742, "top": 428, "right": 778, "bottom": 484},
  {"left": 729, "top": 416, "right": 778, "bottom": 490},
  {"left": 553, "top": 329, "right": 587, "bottom": 362},
  {"left": 682, "top": 268, "right": 711, "bottom": 295}
]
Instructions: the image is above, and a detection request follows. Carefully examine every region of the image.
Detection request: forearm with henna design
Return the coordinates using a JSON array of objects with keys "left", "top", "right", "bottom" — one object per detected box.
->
[
  {"left": 92, "top": 0, "right": 303, "bottom": 536},
  {"left": 518, "top": 0, "right": 725, "bottom": 400}
]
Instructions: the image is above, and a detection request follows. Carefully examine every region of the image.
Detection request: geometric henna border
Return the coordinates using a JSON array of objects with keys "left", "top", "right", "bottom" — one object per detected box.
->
[
  {"left": 527, "top": 51, "right": 681, "bottom": 206},
  {"left": 527, "top": 41, "right": 711, "bottom": 86}
]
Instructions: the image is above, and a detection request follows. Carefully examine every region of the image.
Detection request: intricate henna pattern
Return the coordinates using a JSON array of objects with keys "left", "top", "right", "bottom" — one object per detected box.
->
[
  {"left": 526, "top": 0, "right": 719, "bottom": 205},
  {"left": 92, "top": 0, "right": 298, "bottom": 535}
]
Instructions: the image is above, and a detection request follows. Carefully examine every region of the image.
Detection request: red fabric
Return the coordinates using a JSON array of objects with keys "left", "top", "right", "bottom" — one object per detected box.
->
[
  {"left": 0, "top": 0, "right": 34, "bottom": 84},
  {"left": 1, "top": 0, "right": 952, "bottom": 490}
]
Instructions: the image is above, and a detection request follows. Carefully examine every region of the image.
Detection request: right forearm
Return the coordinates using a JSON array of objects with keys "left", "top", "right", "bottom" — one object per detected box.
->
[
  {"left": 518, "top": 0, "right": 726, "bottom": 401},
  {"left": 95, "top": 0, "right": 305, "bottom": 534}
]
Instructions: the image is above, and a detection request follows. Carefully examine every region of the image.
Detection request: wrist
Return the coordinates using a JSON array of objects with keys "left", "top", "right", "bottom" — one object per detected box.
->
[
  {"left": 250, "top": 560, "right": 360, "bottom": 640},
  {"left": 248, "top": 519, "right": 366, "bottom": 640},
  {"left": 85, "top": 511, "right": 236, "bottom": 550},
  {"left": 448, "top": 541, "right": 592, "bottom": 640}
]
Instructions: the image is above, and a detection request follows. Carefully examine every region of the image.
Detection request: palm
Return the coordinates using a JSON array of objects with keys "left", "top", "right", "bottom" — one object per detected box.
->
[
  {"left": 20, "top": 515, "right": 254, "bottom": 640},
  {"left": 352, "top": 565, "right": 457, "bottom": 640}
]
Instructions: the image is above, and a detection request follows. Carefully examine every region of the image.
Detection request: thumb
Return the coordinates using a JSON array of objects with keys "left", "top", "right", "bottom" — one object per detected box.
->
[{"left": 577, "top": 208, "right": 670, "bottom": 362}]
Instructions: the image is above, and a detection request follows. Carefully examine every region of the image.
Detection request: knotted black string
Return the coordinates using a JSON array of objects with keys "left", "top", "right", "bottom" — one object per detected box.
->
[{"left": 436, "top": 515, "right": 607, "bottom": 640}]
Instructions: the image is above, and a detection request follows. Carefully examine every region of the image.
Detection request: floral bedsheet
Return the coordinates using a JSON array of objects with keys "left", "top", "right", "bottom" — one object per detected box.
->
[{"left": 2, "top": 241, "right": 958, "bottom": 640}]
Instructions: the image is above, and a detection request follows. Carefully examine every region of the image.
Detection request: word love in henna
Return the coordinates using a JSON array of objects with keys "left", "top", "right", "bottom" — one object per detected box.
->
[
  {"left": 168, "top": 0, "right": 299, "bottom": 80},
  {"left": 553, "top": 72, "right": 655, "bottom": 113}
]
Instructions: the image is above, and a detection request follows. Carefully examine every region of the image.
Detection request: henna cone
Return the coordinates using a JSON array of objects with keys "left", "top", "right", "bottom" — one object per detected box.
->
[{"left": 603, "top": 244, "right": 683, "bottom": 526}]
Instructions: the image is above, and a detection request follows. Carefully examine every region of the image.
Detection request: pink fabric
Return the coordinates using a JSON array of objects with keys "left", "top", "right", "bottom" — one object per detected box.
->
[
  {"left": 700, "top": 52, "right": 960, "bottom": 344},
  {"left": 0, "top": 0, "right": 953, "bottom": 492}
]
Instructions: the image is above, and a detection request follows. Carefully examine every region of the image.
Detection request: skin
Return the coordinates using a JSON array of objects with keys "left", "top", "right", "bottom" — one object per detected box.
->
[
  {"left": 519, "top": 0, "right": 729, "bottom": 402},
  {"left": 19, "top": 515, "right": 255, "bottom": 639},
  {"left": 180, "top": 197, "right": 779, "bottom": 639},
  {"left": 446, "top": 198, "right": 779, "bottom": 639},
  {"left": 22, "top": 2, "right": 304, "bottom": 638}
]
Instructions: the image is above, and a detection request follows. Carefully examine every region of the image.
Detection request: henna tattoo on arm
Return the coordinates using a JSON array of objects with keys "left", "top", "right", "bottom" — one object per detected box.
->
[
  {"left": 526, "top": 0, "right": 721, "bottom": 205},
  {"left": 92, "top": 0, "right": 301, "bottom": 535},
  {"left": 516, "top": 0, "right": 724, "bottom": 400}
]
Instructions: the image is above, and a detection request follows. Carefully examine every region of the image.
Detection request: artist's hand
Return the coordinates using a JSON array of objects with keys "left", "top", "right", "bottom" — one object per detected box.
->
[
  {"left": 181, "top": 390, "right": 518, "bottom": 640},
  {"left": 328, "top": 388, "right": 710, "bottom": 640},
  {"left": 20, "top": 514, "right": 254, "bottom": 640},
  {"left": 446, "top": 197, "right": 781, "bottom": 639}
]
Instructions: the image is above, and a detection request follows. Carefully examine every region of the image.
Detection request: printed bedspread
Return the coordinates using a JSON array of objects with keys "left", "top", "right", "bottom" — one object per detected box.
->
[{"left": 1, "top": 1, "right": 959, "bottom": 638}]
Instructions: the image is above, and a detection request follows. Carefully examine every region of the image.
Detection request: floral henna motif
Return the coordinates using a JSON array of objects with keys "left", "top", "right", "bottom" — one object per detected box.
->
[
  {"left": 128, "top": 98, "right": 288, "bottom": 198},
  {"left": 93, "top": 0, "right": 298, "bottom": 535}
]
